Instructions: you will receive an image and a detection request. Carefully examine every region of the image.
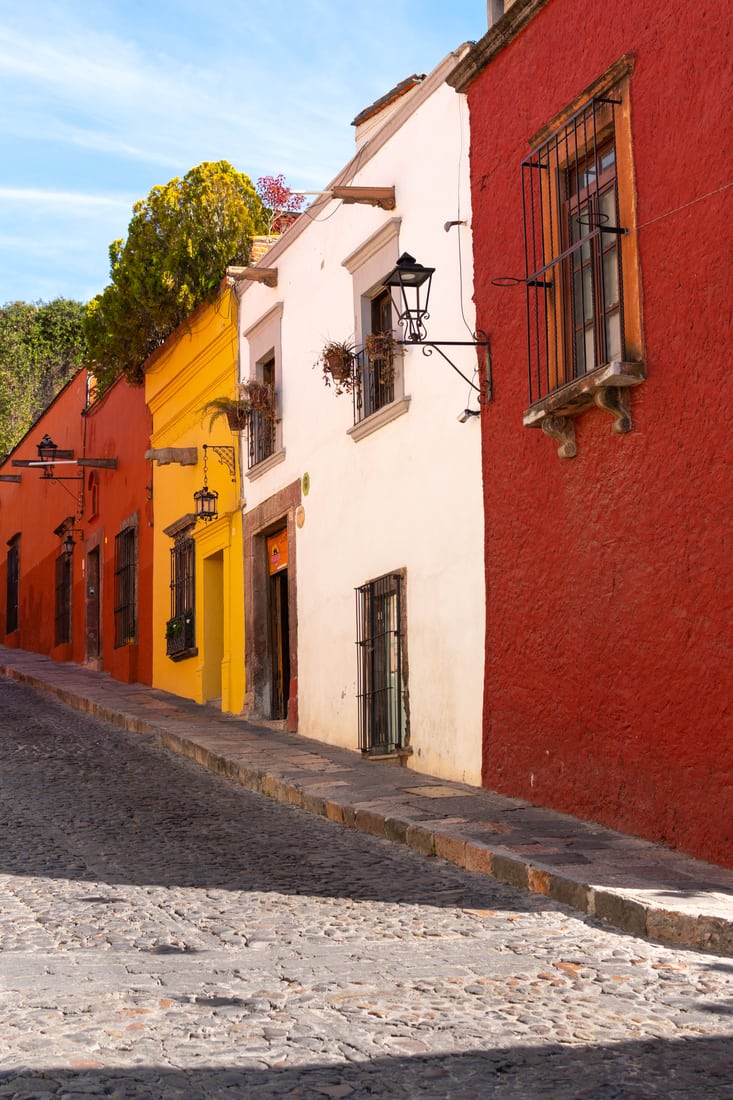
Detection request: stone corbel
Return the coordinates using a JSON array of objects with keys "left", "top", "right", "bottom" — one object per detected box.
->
[
  {"left": 145, "top": 447, "right": 198, "bottom": 466},
  {"left": 541, "top": 416, "right": 577, "bottom": 459},
  {"left": 594, "top": 385, "right": 632, "bottom": 433}
]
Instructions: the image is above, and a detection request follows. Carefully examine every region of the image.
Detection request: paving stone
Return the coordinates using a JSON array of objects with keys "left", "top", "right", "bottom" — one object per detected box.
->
[{"left": 1, "top": 675, "right": 733, "bottom": 1098}]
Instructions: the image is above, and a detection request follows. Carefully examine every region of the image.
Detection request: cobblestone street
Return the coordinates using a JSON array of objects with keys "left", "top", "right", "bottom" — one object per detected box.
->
[{"left": 1, "top": 678, "right": 732, "bottom": 1099}]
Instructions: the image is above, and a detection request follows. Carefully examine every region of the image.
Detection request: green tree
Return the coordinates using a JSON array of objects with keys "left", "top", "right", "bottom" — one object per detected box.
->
[
  {"left": 85, "top": 161, "right": 266, "bottom": 387},
  {"left": 0, "top": 299, "right": 87, "bottom": 457}
]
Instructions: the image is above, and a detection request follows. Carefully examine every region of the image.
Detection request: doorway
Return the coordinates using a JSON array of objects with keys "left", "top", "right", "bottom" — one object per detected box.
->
[
  {"left": 243, "top": 481, "right": 301, "bottom": 728},
  {"left": 202, "top": 551, "right": 224, "bottom": 704},
  {"left": 267, "top": 529, "right": 290, "bottom": 720},
  {"left": 85, "top": 546, "right": 101, "bottom": 663}
]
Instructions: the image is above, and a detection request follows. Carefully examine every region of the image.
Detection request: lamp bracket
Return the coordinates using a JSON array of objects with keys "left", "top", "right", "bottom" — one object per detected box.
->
[
  {"left": 396, "top": 331, "right": 492, "bottom": 402},
  {"left": 211, "top": 445, "right": 236, "bottom": 481}
]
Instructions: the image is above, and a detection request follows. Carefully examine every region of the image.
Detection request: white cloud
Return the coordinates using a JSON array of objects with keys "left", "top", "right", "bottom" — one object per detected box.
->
[{"left": 0, "top": 187, "right": 133, "bottom": 210}]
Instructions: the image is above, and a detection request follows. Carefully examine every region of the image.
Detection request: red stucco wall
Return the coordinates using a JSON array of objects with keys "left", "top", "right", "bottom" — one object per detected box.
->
[
  {"left": 0, "top": 372, "right": 153, "bottom": 686},
  {"left": 465, "top": 1, "right": 732, "bottom": 864}
]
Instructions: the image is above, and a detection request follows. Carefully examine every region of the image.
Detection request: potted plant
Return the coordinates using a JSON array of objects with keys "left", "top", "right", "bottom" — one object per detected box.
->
[
  {"left": 201, "top": 380, "right": 275, "bottom": 432},
  {"left": 317, "top": 340, "right": 357, "bottom": 395},
  {"left": 365, "top": 330, "right": 401, "bottom": 385}
]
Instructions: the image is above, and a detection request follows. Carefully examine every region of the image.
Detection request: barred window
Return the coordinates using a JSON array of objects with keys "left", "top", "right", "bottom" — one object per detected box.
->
[
  {"left": 355, "top": 572, "right": 405, "bottom": 755},
  {"left": 54, "top": 552, "right": 72, "bottom": 646},
  {"left": 167, "top": 533, "right": 196, "bottom": 659},
  {"left": 353, "top": 288, "right": 396, "bottom": 424},
  {"left": 114, "top": 526, "right": 136, "bottom": 647},
  {"left": 523, "top": 95, "right": 626, "bottom": 404},
  {"left": 6, "top": 537, "right": 19, "bottom": 634},
  {"left": 247, "top": 355, "right": 276, "bottom": 469}
]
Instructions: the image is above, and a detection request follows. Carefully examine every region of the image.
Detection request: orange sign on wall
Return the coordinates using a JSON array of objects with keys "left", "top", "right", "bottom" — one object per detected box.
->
[{"left": 267, "top": 530, "right": 288, "bottom": 575}]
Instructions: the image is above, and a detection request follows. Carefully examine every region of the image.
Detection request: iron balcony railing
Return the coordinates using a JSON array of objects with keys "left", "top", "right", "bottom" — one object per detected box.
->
[
  {"left": 352, "top": 347, "right": 395, "bottom": 425},
  {"left": 165, "top": 610, "right": 195, "bottom": 658},
  {"left": 247, "top": 409, "right": 276, "bottom": 469}
]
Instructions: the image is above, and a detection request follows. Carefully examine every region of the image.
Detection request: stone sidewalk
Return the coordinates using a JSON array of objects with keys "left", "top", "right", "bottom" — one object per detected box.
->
[{"left": 2, "top": 644, "right": 732, "bottom": 957}]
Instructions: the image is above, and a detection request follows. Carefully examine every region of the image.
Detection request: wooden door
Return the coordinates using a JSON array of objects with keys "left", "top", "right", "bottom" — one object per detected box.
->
[{"left": 86, "top": 547, "right": 101, "bottom": 661}]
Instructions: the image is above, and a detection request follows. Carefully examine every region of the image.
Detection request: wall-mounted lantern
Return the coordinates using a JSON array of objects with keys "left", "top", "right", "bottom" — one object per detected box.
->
[
  {"left": 383, "top": 253, "right": 435, "bottom": 343},
  {"left": 193, "top": 444, "right": 218, "bottom": 522},
  {"left": 62, "top": 528, "right": 84, "bottom": 557},
  {"left": 382, "top": 252, "right": 492, "bottom": 402},
  {"left": 37, "top": 433, "right": 58, "bottom": 477}
]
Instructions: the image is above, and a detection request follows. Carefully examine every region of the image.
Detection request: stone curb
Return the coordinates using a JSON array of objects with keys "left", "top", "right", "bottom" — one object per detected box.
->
[{"left": 3, "top": 660, "right": 732, "bottom": 958}]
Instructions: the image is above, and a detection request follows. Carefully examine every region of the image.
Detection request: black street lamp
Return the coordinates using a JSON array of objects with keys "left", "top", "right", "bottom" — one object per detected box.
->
[
  {"left": 381, "top": 252, "right": 491, "bottom": 401},
  {"left": 382, "top": 253, "right": 435, "bottom": 343},
  {"left": 37, "top": 433, "right": 58, "bottom": 478},
  {"left": 194, "top": 444, "right": 219, "bottom": 522}
]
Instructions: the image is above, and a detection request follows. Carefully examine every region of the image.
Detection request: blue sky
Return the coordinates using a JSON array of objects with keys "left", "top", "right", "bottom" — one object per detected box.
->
[{"left": 0, "top": 1, "right": 487, "bottom": 307}]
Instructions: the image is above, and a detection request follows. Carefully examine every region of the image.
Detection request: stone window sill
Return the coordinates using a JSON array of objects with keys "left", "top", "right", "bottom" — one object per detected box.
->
[
  {"left": 523, "top": 360, "right": 646, "bottom": 458},
  {"left": 348, "top": 396, "right": 411, "bottom": 442},
  {"left": 245, "top": 448, "right": 286, "bottom": 481}
]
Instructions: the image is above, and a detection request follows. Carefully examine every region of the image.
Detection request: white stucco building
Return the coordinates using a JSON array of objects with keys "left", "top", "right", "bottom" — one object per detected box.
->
[{"left": 232, "top": 45, "right": 486, "bottom": 785}]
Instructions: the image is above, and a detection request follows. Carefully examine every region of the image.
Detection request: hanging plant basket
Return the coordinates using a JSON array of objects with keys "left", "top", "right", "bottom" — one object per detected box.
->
[
  {"left": 318, "top": 340, "right": 357, "bottom": 394},
  {"left": 365, "top": 331, "right": 401, "bottom": 384},
  {"left": 225, "top": 406, "right": 248, "bottom": 432},
  {"left": 200, "top": 380, "right": 276, "bottom": 432}
]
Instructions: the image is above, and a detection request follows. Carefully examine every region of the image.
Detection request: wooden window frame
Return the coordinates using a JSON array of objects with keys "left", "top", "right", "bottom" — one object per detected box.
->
[{"left": 521, "top": 60, "right": 645, "bottom": 457}]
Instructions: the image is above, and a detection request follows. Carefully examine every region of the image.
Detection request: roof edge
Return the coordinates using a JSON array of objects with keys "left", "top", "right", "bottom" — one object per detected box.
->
[
  {"left": 447, "top": 0, "right": 551, "bottom": 93},
  {"left": 233, "top": 43, "right": 474, "bottom": 294}
]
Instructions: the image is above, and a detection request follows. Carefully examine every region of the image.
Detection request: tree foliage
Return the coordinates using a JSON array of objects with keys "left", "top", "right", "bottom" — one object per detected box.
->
[
  {"left": 256, "top": 174, "right": 305, "bottom": 236},
  {"left": 0, "top": 299, "right": 87, "bottom": 457},
  {"left": 84, "top": 161, "right": 266, "bottom": 388}
]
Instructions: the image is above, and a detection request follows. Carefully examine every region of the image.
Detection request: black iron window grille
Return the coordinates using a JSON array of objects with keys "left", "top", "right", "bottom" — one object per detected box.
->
[
  {"left": 352, "top": 345, "right": 396, "bottom": 425},
  {"left": 522, "top": 96, "right": 626, "bottom": 406},
  {"left": 6, "top": 539, "right": 19, "bottom": 634},
  {"left": 355, "top": 572, "right": 404, "bottom": 755},
  {"left": 247, "top": 408, "right": 276, "bottom": 469},
  {"left": 247, "top": 356, "right": 277, "bottom": 469},
  {"left": 167, "top": 533, "right": 195, "bottom": 659},
  {"left": 54, "top": 552, "right": 72, "bottom": 646},
  {"left": 113, "top": 526, "right": 137, "bottom": 647}
]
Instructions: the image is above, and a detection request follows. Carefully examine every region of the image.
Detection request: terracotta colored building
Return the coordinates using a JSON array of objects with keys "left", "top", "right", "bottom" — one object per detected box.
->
[
  {"left": 449, "top": 0, "right": 732, "bottom": 865},
  {"left": 0, "top": 370, "right": 153, "bottom": 685}
]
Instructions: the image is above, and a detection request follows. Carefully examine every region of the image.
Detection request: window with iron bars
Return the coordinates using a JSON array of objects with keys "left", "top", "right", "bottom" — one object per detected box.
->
[
  {"left": 54, "top": 552, "right": 72, "bottom": 646},
  {"left": 113, "top": 526, "right": 136, "bottom": 647},
  {"left": 355, "top": 572, "right": 405, "bottom": 755},
  {"left": 353, "top": 288, "right": 396, "bottom": 425},
  {"left": 247, "top": 409, "right": 276, "bottom": 468},
  {"left": 167, "top": 533, "right": 195, "bottom": 658},
  {"left": 522, "top": 96, "right": 627, "bottom": 406},
  {"left": 6, "top": 538, "right": 19, "bottom": 634},
  {"left": 247, "top": 356, "right": 277, "bottom": 469}
]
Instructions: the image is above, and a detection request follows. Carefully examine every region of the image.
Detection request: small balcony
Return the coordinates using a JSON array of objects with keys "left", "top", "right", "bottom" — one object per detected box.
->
[
  {"left": 247, "top": 409, "right": 276, "bottom": 470},
  {"left": 165, "top": 610, "right": 196, "bottom": 660}
]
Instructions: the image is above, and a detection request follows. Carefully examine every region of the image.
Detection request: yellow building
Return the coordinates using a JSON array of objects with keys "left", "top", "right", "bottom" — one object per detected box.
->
[{"left": 144, "top": 286, "right": 245, "bottom": 713}]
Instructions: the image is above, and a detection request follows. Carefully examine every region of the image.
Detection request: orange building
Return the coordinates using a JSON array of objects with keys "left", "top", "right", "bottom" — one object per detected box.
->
[{"left": 0, "top": 369, "right": 153, "bottom": 685}]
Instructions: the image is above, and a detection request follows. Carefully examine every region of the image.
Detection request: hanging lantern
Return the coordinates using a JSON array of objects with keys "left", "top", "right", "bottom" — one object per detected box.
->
[
  {"left": 382, "top": 252, "right": 435, "bottom": 343},
  {"left": 37, "top": 433, "right": 58, "bottom": 478},
  {"left": 194, "top": 444, "right": 218, "bottom": 522}
]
